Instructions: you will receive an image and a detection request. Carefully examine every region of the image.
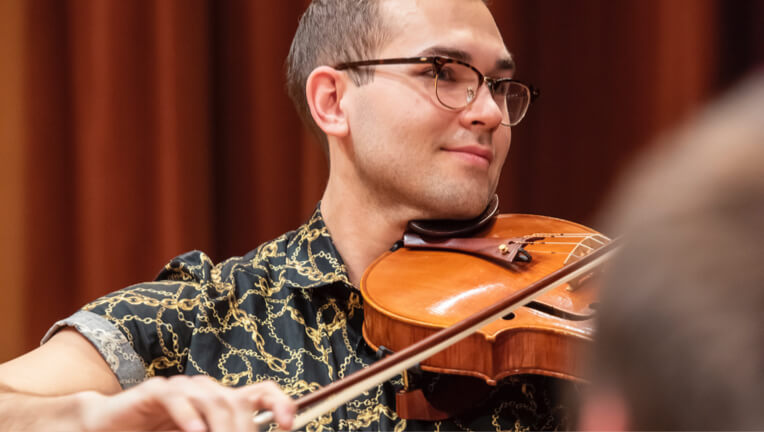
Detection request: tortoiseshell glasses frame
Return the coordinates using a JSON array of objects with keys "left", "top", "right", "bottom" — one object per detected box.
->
[{"left": 334, "top": 56, "right": 539, "bottom": 126}]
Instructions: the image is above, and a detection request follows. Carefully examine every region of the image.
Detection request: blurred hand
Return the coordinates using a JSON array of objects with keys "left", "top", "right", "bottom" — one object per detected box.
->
[{"left": 78, "top": 376, "right": 296, "bottom": 432}]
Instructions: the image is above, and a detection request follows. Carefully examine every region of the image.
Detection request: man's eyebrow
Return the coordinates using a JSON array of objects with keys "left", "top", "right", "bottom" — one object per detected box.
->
[
  {"left": 495, "top": 57, "right": 515, "bottom": 73},
  {"left": 417, "top": 46, "right": 473, "bottom": 63},
  {"left": 416, "top": 46, "right": 515, "bottom": 72}
]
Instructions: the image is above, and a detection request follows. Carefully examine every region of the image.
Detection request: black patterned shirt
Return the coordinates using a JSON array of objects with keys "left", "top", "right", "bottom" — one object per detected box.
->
[{"left": 44, "top": 207, "right": 572, "bottom": 431}]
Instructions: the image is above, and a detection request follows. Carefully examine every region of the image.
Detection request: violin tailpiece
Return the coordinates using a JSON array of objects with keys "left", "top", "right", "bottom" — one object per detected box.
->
[{"left": 402, "top": 233, "right": 534, "bottom": 266}]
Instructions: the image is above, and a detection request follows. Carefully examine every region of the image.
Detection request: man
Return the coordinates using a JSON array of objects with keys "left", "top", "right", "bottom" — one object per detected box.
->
[
  {"left": 579, "top": 72, "right": 764, "bottom": 430},
  {"left": 0, "top": 1, "right": 566, "bottom": 430}
]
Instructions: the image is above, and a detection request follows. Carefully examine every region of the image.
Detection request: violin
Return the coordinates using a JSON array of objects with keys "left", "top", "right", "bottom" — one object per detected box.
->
[
  {"left": 363, "top": 211, "right": 609, "bottom": 419},
  {"left": 255, "top": 198, "right": 619, "bottom": 430}
]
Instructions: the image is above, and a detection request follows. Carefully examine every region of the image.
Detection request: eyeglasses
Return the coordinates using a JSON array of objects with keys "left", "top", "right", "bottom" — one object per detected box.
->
[{"left": 334, "top": 56, "right": 539, "bottom": 127}]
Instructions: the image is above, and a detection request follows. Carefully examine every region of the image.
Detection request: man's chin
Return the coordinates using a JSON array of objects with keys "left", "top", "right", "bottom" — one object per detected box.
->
[{"left": 424, "top": 193, "right": 494, "bottom": 221}]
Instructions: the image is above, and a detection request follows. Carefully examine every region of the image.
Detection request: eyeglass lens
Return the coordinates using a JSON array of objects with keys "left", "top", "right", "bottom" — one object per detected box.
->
[{"left": 434, "top": 62, "right": 530, "bottom": 126}]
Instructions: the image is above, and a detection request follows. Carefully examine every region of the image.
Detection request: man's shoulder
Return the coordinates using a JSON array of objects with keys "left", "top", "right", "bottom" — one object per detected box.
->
[
  {"left": 153, "top": 208, "right": 349, "bottom": 293},
  {"left": 147, "top": 231, "right": 293, "bottom": 295}
]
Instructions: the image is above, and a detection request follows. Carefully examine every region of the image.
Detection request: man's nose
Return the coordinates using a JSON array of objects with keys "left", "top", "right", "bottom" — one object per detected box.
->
[{"left": 461, "top": 83, "right": 504, "bottom": 128}]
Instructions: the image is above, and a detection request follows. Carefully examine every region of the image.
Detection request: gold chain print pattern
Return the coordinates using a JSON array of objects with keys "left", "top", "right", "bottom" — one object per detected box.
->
[{"left": 54, "top": 207, "right": 572, "bottom": 431}]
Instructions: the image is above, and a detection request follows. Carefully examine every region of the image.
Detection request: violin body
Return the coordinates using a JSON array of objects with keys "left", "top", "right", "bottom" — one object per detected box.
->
[{"left": 361, "top": 214, "right": 604, "bottom": 385}]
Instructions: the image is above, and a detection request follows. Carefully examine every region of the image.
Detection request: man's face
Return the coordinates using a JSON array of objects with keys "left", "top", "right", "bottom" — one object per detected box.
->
[{"left": 343, "top": 0, "right": 513, "bottom": 220}]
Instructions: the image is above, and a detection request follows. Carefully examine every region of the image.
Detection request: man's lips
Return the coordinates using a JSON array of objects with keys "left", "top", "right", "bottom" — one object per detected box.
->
[{"left": 442, "top": 145, "right": 494, "bottom": 165}]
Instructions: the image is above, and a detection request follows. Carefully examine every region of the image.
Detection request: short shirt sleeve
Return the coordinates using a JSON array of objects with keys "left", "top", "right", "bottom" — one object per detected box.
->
[{"left": 41, "top": 250, "right": 216, "bottom": 389}]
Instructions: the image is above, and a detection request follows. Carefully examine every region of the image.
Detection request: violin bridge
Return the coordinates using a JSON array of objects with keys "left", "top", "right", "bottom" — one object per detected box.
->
[{"left": 564, "top": 234, "right": 610, "bottom": 291}]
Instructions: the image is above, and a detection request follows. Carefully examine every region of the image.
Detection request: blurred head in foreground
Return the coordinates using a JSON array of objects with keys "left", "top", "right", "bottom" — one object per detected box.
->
[{"left": 580, "top": 72, "right": 764, "bottom": 430}]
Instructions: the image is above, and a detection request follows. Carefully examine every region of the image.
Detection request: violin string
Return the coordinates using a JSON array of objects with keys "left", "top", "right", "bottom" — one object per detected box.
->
[
  {"left": 524, "top": 250, "right": 592, "bottom": 257},
  {"left": 523, "top": 234, "right": 610, "bottom": 244},
  {"left": 517, "top": 233, "right": 612, "bottom": 264},
  {"left": 524, "top": 242, "right": 596, "bottom": 255},
  {"left": 525, "top": 241, "right": 596, "bottom": 247},
  {"left": 525, "top": 233, "right": 595, "bottom": 238},
  {"left": 524, "top": 233, "right": 609, "bottom": 244}
]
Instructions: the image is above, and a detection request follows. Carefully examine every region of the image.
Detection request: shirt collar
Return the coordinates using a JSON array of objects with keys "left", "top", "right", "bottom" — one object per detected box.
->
[{"left": 282, "top": 204, "right": 353, "bottom": 290}]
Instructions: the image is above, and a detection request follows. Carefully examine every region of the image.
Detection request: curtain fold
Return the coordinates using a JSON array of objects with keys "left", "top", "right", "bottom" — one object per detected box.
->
[
  {"left": 0, "top": 0, "right": 755, "bottom": 361},
  {"left": 0, "top": 0, "right": 28, "bottom": 362}
]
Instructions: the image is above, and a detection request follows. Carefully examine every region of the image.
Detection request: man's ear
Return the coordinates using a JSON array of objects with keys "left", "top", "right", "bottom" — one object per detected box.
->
[{"left": 306, "top": 66, "right": 350, "bottom": 138}]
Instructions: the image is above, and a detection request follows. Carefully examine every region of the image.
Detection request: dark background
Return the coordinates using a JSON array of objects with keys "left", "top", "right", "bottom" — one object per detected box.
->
[{"left": 1, "top": 0, "right": 762, "bottom": 361}]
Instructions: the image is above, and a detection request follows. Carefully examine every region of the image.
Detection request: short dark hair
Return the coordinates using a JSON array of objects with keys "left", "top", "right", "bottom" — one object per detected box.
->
[{"left": 285, "top": 0, "right": 390, "bottom": 155}]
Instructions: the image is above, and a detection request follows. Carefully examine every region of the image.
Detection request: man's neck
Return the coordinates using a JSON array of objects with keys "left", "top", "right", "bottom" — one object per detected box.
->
[{"left": 320, "top": 179, "right": 415, "bottom": 288}]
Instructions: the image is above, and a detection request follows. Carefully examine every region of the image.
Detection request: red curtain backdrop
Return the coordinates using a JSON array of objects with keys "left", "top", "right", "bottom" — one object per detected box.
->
[{"left": 0, "top": 0, "right": 759, "bottom": 361}]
